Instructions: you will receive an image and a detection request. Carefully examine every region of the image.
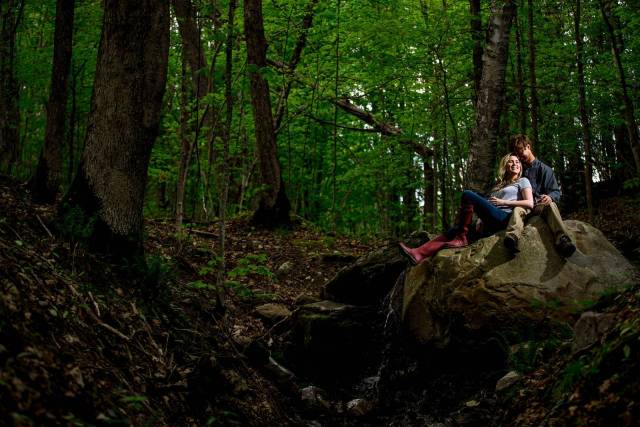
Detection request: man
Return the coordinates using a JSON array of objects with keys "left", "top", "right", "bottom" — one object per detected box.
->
[{"left": 505, "top": 134, "right": 576, "bottom": 257}]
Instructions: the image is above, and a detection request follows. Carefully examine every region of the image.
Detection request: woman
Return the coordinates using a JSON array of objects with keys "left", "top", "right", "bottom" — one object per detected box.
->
[{"left": 400, "top": 154, "right": 534, "bottom": 265}]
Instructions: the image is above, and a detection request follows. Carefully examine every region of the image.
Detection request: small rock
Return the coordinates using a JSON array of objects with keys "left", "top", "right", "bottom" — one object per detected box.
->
[
  {"left": 573, "top": 311, "right": 616, "bottom": 350},
  {"left": 346, "top": 398, "right": 374, "bottom": 416},
  {"left": 294, "top": 293, "right": 320, "bottom": 306},
  {"left": 277, "top": 261, "right": 294, "bottom": 276},
  {"left": 301, "top": 385, "right": 331, "bottom": 411},
  {"left": 495, "top": 370, "right": 521, "bottom": 392},
  {"left": 264, "top": 356, "right": 295, "bottom": 385},
  {"left": 464, "top": 400, "right": 480, "bottom": 407},
  {"left": 255, "top": 303, "right": 291, "bottom": 322}
]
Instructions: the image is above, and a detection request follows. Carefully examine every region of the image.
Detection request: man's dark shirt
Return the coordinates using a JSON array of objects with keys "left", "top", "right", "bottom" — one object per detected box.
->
[{"left": 522, "top": 158, "right": 561, "bottom": 203}]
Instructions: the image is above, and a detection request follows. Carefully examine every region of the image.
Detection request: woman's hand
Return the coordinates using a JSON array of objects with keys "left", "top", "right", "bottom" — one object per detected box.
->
[{"left": 488, "top": 196, "right": 509, "bottom": 207}]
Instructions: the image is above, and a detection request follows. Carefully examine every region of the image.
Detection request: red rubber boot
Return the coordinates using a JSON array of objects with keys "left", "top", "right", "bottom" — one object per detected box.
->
[
  {"left": 399, "top": 233, "right": 450, "bottom": 265},
  {"left": 444, "top": 205, "right": 474, "bottom": 249}
]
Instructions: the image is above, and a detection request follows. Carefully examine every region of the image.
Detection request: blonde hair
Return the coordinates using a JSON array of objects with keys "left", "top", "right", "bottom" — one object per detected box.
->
[{"left": 492, "top": 154, "right": 522, "bottom": 192}]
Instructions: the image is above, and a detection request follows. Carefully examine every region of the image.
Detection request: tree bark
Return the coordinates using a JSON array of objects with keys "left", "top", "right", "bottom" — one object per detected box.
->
[
  {"left": 466, "top": 0, "right": 516, "bottom": 194},
  {"left": 215, "top": 0, "right": 237, "bottom": 308},
  {"left": 243, "top": 0, "right": 291, "bottom": 227},
  {"left": 527, "top": 0, "right": 539, "bottom": 145},
  {"left": 599, "top": 0, "right": 640, "bottom": 173},
  {"left": 171, "top": 0, "right": 220, "bottom": 138},
  {"left": 574, "top": 0, "right": 594, "bottom": 219},
  {"left": 0, "top": 0, "right": 24, "bottom": 175},
  {"left": 172, "top": 0, "right": 209, "bottom": 101},
  {"left": 175, "top": 47, "right": 194, "bottom": 232},
  {"left": 469, "top": 0, "right": 483, "bottom": 105},
  {"left": 514, "top": 11, "right": 527, "bottom": 134},
  {"left": 63, "top": 0, "right": 169, "bottom": 259},
  {"left": 423, "top": 155, "right": 435, "bottom": 231},
  {"left": 30, "top": 0, "right": 75, "bottom": 203}
]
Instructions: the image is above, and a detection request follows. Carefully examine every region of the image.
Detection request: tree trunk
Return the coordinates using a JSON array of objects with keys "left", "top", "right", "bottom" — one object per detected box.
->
[
  {"left": 469, "top": 0, "right": 483, "bottom": 105},
  {"left": 175, "top": 47, "right": 194, "bottom": 232},
  {"left": 30, "top": 0, "right": 75, "bottom": 203},
  {"left": 0, "top": 0, "right": 24, "bottom": 175},
  {"left": 515, "top": 11, "right": 527, "bottom": 134},
  {"left": 214, "top": 0, "right": 237, "bottom": 308},
  {"left": 466, "top": 0, "right": 516, "bottom": 194},
  {"left": 62, "top": 0, "right": 169, "bottom": 259},
  {"left": 527, "top": 0, "right": 539, "bottom": 145},
  {"left": 423, "top": 154, "right": 435, "bottom": 232},
  {"left": 243, "top": 0, "right": 291, "bottom": 227},
  {"left": 574, "top": 0, "right": 594, "bottom": 219},
  {"left": 273, "top": 0, "right": 320, "bottom": 133},
  {"left": 599, "top": 0, "right": 640, "bottom": 173},
  {"left": 171, "top": 0, "right": 220, "bottom": 142},
  {"left": 171, "top": 0, "right": 210, "bottom": 104}
]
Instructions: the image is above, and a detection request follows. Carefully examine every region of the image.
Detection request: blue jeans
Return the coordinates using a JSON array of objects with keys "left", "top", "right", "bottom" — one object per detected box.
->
[{"left": 447, "top": 190, "right": 510, "bottom": 238}]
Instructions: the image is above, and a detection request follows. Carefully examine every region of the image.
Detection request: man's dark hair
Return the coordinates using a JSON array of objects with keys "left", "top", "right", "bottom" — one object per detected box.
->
[{"left": 509, "top": 134, "right": 533, "bottom": 153}]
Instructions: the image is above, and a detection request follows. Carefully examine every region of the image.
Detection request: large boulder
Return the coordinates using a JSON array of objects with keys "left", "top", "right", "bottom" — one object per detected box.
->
[
  {"left": 323, "top": 232, "right": 429, "bottom": 305},
  {"left": 402, "top": 218, "right": 637, "bottom": 348}
]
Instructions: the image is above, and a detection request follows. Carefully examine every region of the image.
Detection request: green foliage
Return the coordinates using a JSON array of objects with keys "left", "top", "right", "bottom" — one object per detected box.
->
[
  {"left": 58, "top": 205, "right": 97, "bottom": 243},
  {"left": 555, "top": 358, "right": 593, "bottom": 397},
  {"left": 143, "top": 255, "right": 175, "bottom": 289},
  {"left": 623, "top": 177, "right": 640, "bottom": 191},
  {"left": 224, "top": 280, "right": 255, "bottom": 299},
  {"left": 120, "top": 394, "right": 148, "bottom": 411},
  {"left": 188, "top": 253, "right": 273, "bottom": 300},
  {"left": 228, "top": 254, "right": 274, "bottom": 281},
  {"left": 508, "top": 337, "right": 565, "bottom": 374},
  {"left": 8, "top": 0, "right": 640, "bottom": 237},
  {"left": 198, "top": 256, "right": 222, "bottom": 276}
]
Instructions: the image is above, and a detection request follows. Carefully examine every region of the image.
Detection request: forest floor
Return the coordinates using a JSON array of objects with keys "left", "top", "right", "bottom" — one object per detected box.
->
[{"left": 1, "top": 174, "right": 639, "bottom": 426}]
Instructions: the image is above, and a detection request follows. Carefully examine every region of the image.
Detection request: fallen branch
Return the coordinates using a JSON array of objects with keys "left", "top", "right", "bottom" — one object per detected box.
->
[
  {"left": 36, "top": 214, "right": 53, "bottom": 238},
  {"left": 267, "top": 58, "right": 433, "bottom": 158}
]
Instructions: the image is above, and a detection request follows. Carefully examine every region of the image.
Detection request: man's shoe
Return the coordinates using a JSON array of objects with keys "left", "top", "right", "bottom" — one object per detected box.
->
[
  {"left": 503, "top": 234, "right": 520, "bottom": 253},
  {"left": 557, "top": 235, "right": 576, "bottom": 257}
]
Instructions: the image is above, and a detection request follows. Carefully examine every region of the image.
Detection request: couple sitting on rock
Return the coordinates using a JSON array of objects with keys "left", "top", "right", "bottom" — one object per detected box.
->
[{"left": 400, "top": 134, "right": 577, "bottom": 265}]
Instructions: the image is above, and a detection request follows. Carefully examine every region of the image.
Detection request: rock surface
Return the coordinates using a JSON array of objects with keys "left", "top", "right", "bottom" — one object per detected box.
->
[
  {"left": 573, "top": 311, "right": 616, "bottom": 350},
  {"left": 323, "top": 232, "right": 429, "bottom": 305},
  {"left": 255, "top": 303, "right": 292, "bottom": 323},
  {"left": 495, "top": 370, "right": 521, "bottom": 392},
  {"left": 402, "top": 218, "right": 637, "bottom": 348}
]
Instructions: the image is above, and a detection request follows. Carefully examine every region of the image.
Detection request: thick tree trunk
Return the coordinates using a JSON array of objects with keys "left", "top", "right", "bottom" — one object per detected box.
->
[
  {"left": 527, "top": 0, "right": 539, "bottom": 145},
  {"left": 30, "top": 0, "right": 75, "bottom": 203},
  {"left": 469, "top": 0, "right": 483, "bottom": 105},
  {"left": 599, "top": 0, "right": 640, "bottom": 173},
  {"left": 243, "top": 0, "right": 291, "bottom": 227},
  {"left": 515, "top": 12, "right": 527, "bottom": 134},
  {"left": 63, "top": 0, "right": 169, "bottom": 259},
  {"left": 0, "top": 0, "right": 24, "bottom": 175},
  {"left": 574, "top": 0, "right": 594, "bottom": 218},
  {"left": 466, "top": 0, "right": 516, "bottom": 194}
]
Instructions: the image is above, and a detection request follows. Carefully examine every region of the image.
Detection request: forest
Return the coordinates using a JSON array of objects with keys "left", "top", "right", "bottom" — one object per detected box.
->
[
  {"left": 1, "top": 0, "right": 640, "bottom": 425},
  {"left": 3, "top": 0, "right": 638, "bottom": 242}
]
